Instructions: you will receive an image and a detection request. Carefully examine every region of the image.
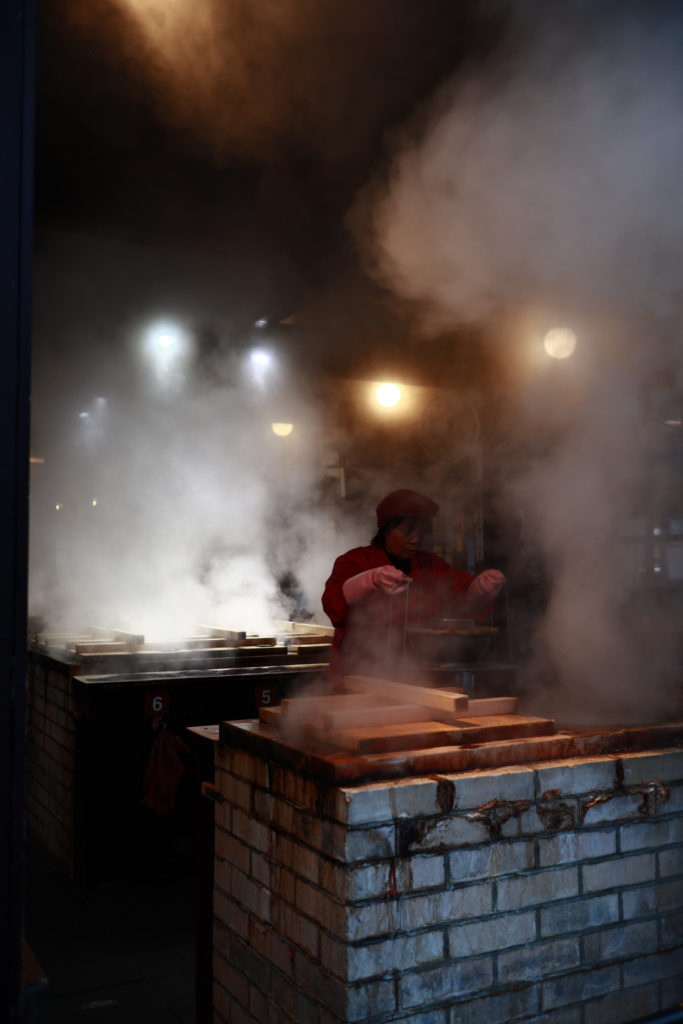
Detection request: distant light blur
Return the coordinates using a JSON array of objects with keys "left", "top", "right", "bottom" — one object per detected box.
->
[
  {"left": 271, "top": 422, "right": 293, "bottom": 437},
  {"left": 375, "top": 382, "right": 402, "bottom": 407},
  {"left": 543, "top": 327, "right": 577, "bottom": 359},
  {"left": 247, "top": 348, "right": 276, "bottom": 392},
  {"left": 149, "top": 323, "right": 182, "bottom": 352},
  {"left": 249, "top": 349, "right": 271, "bottom": 368},
  {"left": 142, "top": 321, "right": 192, "bottom": 391}
]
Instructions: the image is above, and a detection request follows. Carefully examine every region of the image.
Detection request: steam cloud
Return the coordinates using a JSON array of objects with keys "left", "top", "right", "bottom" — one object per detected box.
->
[
  {"left": 29, "top": 233, "right": 330, "bottom": 640},
  {"left": 359, "top": 0, "right": 683, "bottom": 722},
  {"left": 35, "top": 1, "right": 683, "bottom": 722}
]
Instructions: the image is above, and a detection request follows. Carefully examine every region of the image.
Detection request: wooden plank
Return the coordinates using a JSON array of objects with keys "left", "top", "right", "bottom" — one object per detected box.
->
[
  {"left": 259, "top": 706, "right": 283, "bottom": 726},
  {"left": 110, "top": 628, "right": 145, "bottom": 645},
  {"left": 220, "top": 719, "right": 683, "bottom": 785},
  {"left": 185, "top": 637, "right": 234, "bottom": 649},
  {"left": 321, "top": 703, "right": 433, "bottom": 731},
  {"left": 454, "top": 714, "right": 555, "bottom": 743},
  {"left": 290, "top": 644, "right": 332, "bottom": 665},
  {"left": 34, "top": 634, "right": 91, "bottom": 648},
  {"left": 454, "top": 713, "right": 532, "bottom": 727},
  {"left": 464, "top": 697, "right": 518, "bottom": 716},
  {"left": 308, "top": 713, "right": 553, "bottom": 753},
  {"left": 280, "top": 694, "right": 378, "bottom": 720},
  {"left": 305, "top": 720, "right": 465, "bottom": 754},
  {"left": 73, "top": 641, "right": 132, "bottom": 655},
  {"left": 344, "top": 675, "right": 469, "bottom": 714},
  {"left": 195, "top": 624, "right": 247, "bottom": 642},
  {"left": 272, "top": 619, "right": 335, "bottom": 636},
  {"left": 87, "top": 626, "right": 145, "bottom": 645},
  {"left": 186, "top": 724, "right": 220, "bottom": 742},
  {"left": 284, "top": 635, "right": 333, "bottom": 645}
]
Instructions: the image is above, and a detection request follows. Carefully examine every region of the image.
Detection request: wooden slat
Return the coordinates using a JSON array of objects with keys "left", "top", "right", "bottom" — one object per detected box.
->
[
  {"left": 284, "top": 635, "right": 333, "bottom": 645},
  {"left": 185, "top": 637, "right": 235, "bottom": 649},
  {"left": 259, "top": 706, "right": 283, "bottom": 726},
  {"left": 195, "top": 624, "right": 247, "bottom": 642},
  {"left": 344, "top": 675, "right": 469, "bottom": 714},
  {"left": 280, "top": 694, "right": 378, "bottom": 720},
  {"left": 321, "top": 703, "right": 433, "bottom": 731},
  {"left": 305, "top": 719, "right": 465, "bottom": 754},
  {"left": 272, "top": 619, "right": 335, "bottom": 636},
  {"left": 34, "top": 634, "right": 91, "bottom": 648},
  {"left": 88, "top": 626, "right": 145, "bottom": 645},
  {"left": 453, "top": 714, "right": 555, "bottom": 743},
  {"left": 306, "top": 713, "right": 553, "bottom": 753},
  {"left": 73, "top": 641, "right": 132, "bottom": 655},
  {"left": 461, "top": 697, "right": 518, "bottom": 716},
  {"left": 221, "top": 719, "right": 683, "bottom": 785}
]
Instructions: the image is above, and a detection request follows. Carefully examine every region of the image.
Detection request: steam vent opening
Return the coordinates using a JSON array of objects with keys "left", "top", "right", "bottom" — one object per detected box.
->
[{"left": 16, "top": 1, "right": 683, "bottom": 1022}]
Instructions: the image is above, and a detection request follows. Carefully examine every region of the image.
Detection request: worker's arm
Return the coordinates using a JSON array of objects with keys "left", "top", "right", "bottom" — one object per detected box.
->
[{"left": 322, "top": 549, "right": 408, "bottom": 626}]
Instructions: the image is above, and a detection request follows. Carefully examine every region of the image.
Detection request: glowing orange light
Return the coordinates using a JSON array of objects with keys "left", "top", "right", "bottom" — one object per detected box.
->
[{"left": 375, "top": 383, "right": 402, "bottom": 408}]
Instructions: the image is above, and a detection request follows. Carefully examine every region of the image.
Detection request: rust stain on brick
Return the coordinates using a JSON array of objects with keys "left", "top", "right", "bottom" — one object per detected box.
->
[
  {"left": 432, "top": 776, "right": 455, "bottom": 814},
  {"left": 386, "top": 860, "right": 398, "bottom": 897},
  {"left": 537, "top": 789, "right": 577, "bottom": 831},
  {"left": 637, "top": 781, "right": 670, "bottom": 816},
  {"left": 615, "top": 759, "right": 625, "bottom": 789},
  {"left": 397, "top": 818, "right": 434, "bottom": 856},
  {"left": 464, "top": 799, "right": 531, "bottom": 840},
  {"left": 578, "top": 791, "right": 615, "bottom": 824},
  {"left": 564, "top": 775, "right": 673, "bottom": 825}
]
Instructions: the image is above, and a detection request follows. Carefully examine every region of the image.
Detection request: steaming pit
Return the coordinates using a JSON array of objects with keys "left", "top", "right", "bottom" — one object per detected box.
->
[
  {"left": 25, "top": 620, "right": 332, "bottom": 886},
  {"left": 209, "top": 677, "right": 683, "bottom": 1023}
]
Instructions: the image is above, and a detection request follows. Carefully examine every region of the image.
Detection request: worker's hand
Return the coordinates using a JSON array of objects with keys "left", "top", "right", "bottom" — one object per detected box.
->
[
  {"left": 342, "top": 565, "right": 410, "bottom": 605},
  {"left": 467, "top": 569, "right": 506, "bottom": 604}
]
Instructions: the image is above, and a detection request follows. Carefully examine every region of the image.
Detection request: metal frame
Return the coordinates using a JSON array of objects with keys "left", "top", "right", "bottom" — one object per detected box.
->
[{"left": 0, "top": 0, "right": 34, "bottom": 1019}]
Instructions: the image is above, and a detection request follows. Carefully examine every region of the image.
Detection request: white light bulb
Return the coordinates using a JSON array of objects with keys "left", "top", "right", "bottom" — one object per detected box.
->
[{"left": 250, "top": 349, "right": 271, "bottom": 368}]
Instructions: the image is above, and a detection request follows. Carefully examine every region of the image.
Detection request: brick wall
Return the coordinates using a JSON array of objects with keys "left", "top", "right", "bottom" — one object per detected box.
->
[
  {"left": 212, "top": 745, "right": 683, "bottom": 1024},
  {"left": 25, "top": 659, "right": 76, "bottom": 874}
]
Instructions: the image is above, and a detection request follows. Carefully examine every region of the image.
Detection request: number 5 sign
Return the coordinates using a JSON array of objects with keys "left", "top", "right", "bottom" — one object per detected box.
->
[
  {"left": 255, "top": 685, "right": 279, "bottom": 708},
  {"left": 144, "top": 690, "right": 170, "bottom": 717}
]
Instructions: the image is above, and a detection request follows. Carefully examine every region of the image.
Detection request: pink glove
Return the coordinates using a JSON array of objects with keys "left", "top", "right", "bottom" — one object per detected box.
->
[
  {"left": 467, "top": 569, "right": 506, "bottom": 604},
  {"left": 342, "top": 565, "right": 410, "bottom": 605}
]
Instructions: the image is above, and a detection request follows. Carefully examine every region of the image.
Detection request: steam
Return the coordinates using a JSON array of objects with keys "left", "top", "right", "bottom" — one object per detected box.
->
[
  {"left": 100, "top": 0, "right": 469, "bottom": 168},
  {"left": 362, "top": 1, "right": 683, "bottom": 323},
  {"left": 358, "top": 0, "right": 683, "bottom": 722},
  {"left": 29, "top": 233, "right": 328, "bottom": 640}
]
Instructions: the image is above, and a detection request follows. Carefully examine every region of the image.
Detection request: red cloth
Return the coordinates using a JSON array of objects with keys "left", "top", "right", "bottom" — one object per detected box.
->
[
  {"left": 322, "top": 544, "right": 477, "bottom": 679},
  {"left": 141, "top": 727, "right": 188, "bottom": 816}
]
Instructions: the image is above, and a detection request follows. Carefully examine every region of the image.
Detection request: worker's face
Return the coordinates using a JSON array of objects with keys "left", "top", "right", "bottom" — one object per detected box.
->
[{"left": 384, "top": 517, "right": 430, "bottom": 560}]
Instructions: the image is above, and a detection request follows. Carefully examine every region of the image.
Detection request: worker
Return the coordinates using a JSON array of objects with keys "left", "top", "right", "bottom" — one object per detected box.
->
[{"left": 322, "top": 488, "right": 505, "bottom": 680}]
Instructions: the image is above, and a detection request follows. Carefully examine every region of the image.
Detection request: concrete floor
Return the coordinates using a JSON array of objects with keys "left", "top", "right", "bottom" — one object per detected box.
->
[{"left": 25, "top": 840, "right": 197, "bottom": 1024}]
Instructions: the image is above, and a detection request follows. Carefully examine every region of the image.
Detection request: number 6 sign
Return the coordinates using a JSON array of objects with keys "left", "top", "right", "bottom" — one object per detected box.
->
[{"left": 144, "top": 690, "right": 170, "bottom": 717}]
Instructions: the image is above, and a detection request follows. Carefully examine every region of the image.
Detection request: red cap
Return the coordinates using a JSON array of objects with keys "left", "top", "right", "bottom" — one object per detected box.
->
[{"left": 375, "top": 489, "right": 439, "bottom": 527}]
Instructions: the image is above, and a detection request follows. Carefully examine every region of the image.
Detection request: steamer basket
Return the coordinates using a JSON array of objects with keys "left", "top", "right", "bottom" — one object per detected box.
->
[{"left": 408, "top": 621, "right": 498, "bottom": 664}]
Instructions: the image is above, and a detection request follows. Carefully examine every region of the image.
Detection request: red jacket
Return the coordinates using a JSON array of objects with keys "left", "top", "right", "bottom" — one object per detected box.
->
[{"left": 322, "top": 544, "right": 477, "bottom": 679}]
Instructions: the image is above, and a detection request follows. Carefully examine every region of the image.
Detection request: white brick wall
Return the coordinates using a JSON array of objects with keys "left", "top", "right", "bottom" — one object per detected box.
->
[{"left": 213, "top": 744, "right": 683, "bottom": 1023}]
